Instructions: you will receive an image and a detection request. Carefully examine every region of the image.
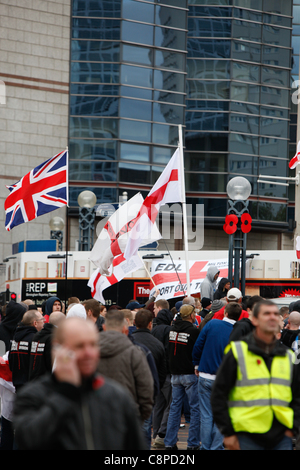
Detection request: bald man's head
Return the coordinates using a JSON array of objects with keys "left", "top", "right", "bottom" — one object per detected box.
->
[{"left": 288, "top": 311, "right": 300, "bottom": 330}]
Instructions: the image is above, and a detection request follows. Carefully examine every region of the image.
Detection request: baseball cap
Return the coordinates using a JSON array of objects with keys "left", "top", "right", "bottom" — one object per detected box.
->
[
  {"left": 126, "top": 301, "right": 145, "bottom": 310},
  {"left": 180, "top": 305, "right": 195, "bottom": 318},
  {"left": 227, "top": 288, "right": 242, "bottom": 301}
]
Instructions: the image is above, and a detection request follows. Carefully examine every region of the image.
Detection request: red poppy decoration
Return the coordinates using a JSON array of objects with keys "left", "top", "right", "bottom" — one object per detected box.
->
[
  {"left": 241, "top": 213, "right": 252, "bottom": 234},
  {"left": 223, "top": 214, "right": 238, "bottom": 235}
]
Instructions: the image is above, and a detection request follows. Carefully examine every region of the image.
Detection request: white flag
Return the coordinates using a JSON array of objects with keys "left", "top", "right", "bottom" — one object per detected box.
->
[
  {"left": 124, "top": 148, "right": 184, "bottom": 259},
  {"left": 90, "top": 192, "right": 161, "bottom": 275},
  {"left": 88, "top": 253, "right": 144, "bottom": 304}
]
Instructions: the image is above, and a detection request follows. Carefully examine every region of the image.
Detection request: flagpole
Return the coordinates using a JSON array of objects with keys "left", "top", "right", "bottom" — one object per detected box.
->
[{"left": 178, "top": 124, "right": 190, "bottom": 296}]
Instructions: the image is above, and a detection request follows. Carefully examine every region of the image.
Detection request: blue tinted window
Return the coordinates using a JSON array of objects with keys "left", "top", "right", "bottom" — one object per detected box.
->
[
  {"left": 122, "top": 44, "right": 153, "bottom": 66},
  {"left": 155, "top": 50, "right": 186, "bottom": 72},
  {"left": 71, "top": 62, "right": 119, "bottom": 84},
  {"left": 119, "top": 162, "right": 151, "bottom": 184},
  {"left": 70, "top": 84, "right": 119, "bottom": 95},
  {"left": 152, "top": 124, "right": 179, "bottom": 145},
  {"left": 120, "top": 143, "right": 150, "bottom": 162},
  {"left": 155, "top": 6, "right": 187, "bottom": 29},
  {"left": 187, "top": 80, "right": 230, "bottom": 100},
  {"left": 69, "top": 117, "right": 118, "bottom": 139},
  {"left": 72, "top": 0, "right": 122, "bottom": 17},
  {"left": 187, "top": 58, "right": 230, "bottom": 80},
  {"left": 72, "top": 18, "right": 120, "bottom": 40},
  {"left": 230, "top": 114, "right": 259, "bottom": 134},
  {"left": 153, "top": 146, "right": 174, "bottom": 164},
  {"left": 69, "top": 160, "right": 117, "bottom": 181},
  {"left": 69, "top": 140, "right": 117, "bottom": 160},
  {"left": 185, "top": 111, "right": 228, "bottom": 131},
  {"left": 70, "top": 95, "right": 119, "bottom": 117},
  {"left": 122, "top": 21, "right": 154, "bottom": 46},
  {"left": 119, "top": 119, "right": 151, "bottom": 142},
  {"left": 121, "top": 64, "right": 153, "bottom": 88},
  {"left": 71, "top": 40, "right": 120, "bottom": 62},
  {"left": 120, "top": 85, "right": 152, "bottom": 100},
  {"left": 122, "top": 0, "right": 154, "bottom": 23},
  {"left": 153, "top": 102, "right": 184, "bottom": 124},
  {"left": 120, "top": 98, "right": 152, "bottom": 121},
  {"left": 69, "top": 186, "right": 117, "bottom": 206},
  {"left": 155, "top": 27, "right": 186, "bottom": 51},
  {"left": 187, "top": 38, "right": 231, "bottom": 59},
  {"left": 188, "top": 17, "right": 232, "bottom": 37},
  {"left": 154, "top": 69, "right": 185, "bottom": 93}
]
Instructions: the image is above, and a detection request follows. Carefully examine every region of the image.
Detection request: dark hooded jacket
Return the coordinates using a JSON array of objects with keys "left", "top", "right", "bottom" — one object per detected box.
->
[
  {"left": 29, "top": 323, "right": 55, "bottom": 381},
  {"left": 151, "top": 308, "right": 173, "bottom": 374},
  {"left": 168, "top": 316, "right": 200, "bottom": 375},
  {"left": 213, "top": 278, "right": 230, "bottom": 300},
  {"left": 9, "top": 322, "right": 38, "bottom": 390},
  {"left": 44, "top": 297, "right": 62, "bottom": 323},
  {"left": 0, "top": 301, "right": 27, "bottom": 352}
]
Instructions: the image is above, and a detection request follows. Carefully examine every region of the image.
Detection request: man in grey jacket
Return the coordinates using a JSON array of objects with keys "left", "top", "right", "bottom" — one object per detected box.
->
[
  {"left": 97, "top": 309, "right": 154, "bottom": 422},
  {"left": 200, "top": 266, "right": 220, "bottom": 300}
]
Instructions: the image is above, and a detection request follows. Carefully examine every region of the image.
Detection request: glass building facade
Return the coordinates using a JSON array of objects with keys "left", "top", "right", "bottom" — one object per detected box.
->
[{"left": 69, "top": 0, "right": 294, "bottom": 230}]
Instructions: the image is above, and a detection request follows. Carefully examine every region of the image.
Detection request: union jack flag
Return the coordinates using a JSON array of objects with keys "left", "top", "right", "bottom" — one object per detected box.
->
[{"left": 4, "top": 150, "right": 68, "bottom": 231}]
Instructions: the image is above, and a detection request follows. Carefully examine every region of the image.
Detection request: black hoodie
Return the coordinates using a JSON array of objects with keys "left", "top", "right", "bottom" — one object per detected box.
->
[
  {"left": 0, "top": 301, "right": 27, "bottom": 352},
  {"left": 151, "top": 308, "right": 173, "bottom": 373},
  {"left": 9, "top": 322, "right": 38, "bottom": 390},
  {"left": 168, "top": 316, "right": 200, "bottom": 375}
]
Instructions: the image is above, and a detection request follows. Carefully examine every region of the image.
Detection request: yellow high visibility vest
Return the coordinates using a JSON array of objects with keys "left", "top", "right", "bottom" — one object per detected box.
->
[{"left": 227, "top": 341, "right": 295, "bottom": 434}]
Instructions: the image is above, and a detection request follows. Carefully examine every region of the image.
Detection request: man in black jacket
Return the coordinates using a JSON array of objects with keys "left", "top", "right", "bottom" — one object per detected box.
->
[
  {"left": 13, "top": 317, "right": 147, "bottom": 450},
  {"left": 211, "top": 299, "right": 300, "bottom": 450},
  {"left": 151, "top": 307, "right": 173, "bottom": 448},
  {"left": 9, "top": 309, "right": 44, "bottom": 392},
  {"left": 164, "top": 305, "right": 200, "bottom": 450},
  {"left": 29, "top": 311, "right": 66, "bottom": 381},
  {"left": 132, "top": 309, "right": 167, "bottom": 389}
]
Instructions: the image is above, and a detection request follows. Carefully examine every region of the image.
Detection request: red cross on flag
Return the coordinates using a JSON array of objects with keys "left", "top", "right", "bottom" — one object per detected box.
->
[
  {"left": 289, "top": 141, "right": 300, "bottom": 169},
  {"left": 124, "top": 148, "right": 184, "bottom": 260}
]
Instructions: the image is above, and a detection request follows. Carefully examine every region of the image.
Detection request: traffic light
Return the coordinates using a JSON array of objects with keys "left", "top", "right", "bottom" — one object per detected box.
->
[{"left": 10, "top": 292, "right": 17, "bottom": 302}]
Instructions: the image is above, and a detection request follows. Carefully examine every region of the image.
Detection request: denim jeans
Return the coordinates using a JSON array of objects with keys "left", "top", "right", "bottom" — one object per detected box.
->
[
  {"left": 238, "top": 434, "right": 293, "bottom": 450},
  {"left": 164, "top": 374, "right": 200, "bottom": 448},
  {"left": 198, "top": 376, "right": 224, "bottom": 450}
]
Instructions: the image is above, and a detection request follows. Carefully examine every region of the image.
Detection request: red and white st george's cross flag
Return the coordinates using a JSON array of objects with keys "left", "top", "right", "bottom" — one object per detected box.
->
[
  {"left": 88, "top": 253, "right": 144, "bottom": 304},
  {"left": 89, "top": 192, "right": 161, "bottom": 275},
  {"left": 124, "top": 148, "right": 184, "bottom": 260},
  {"left": 289, "top": 141, "right": 300, "bottom": 169},
  {"left": 4, "top": 150, "right": 68, "bottom": 231}
]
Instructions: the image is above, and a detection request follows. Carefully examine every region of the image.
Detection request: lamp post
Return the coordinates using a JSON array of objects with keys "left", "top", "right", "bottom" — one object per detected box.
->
[
  {"left": 49, "top": 216, "right": 65, "bottom": 251},
  {"left": 78, "top": 190, "right": 97, "bottom": 251},
  {"left": 224, "top": 177, "right": 252, "bottom": 295}
]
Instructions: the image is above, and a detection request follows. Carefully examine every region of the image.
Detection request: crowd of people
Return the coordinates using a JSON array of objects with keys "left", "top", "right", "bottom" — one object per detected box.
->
[{"left": 0, "top": 269, "right": 300, "bottom": 450}]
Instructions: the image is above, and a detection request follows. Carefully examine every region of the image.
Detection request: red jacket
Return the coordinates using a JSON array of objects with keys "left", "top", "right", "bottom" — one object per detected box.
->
[{"left": 212, "top": 305, "right": 249, "bottom": 321}]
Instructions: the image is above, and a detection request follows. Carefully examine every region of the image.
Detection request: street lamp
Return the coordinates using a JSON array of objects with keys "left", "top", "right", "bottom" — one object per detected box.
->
[
  {"left": 78, "top": 190, "right": 97, "bottom": 251},
  {"left": 224, "top": 177, "right": 252, "bottom": 295},
  {"left": 49, "top": 216, "right": 65, "bottom": 251}
]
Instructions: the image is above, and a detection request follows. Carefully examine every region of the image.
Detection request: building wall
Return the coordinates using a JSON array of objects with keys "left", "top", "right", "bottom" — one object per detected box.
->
[{"left": 0, "top": 0, "right": 71, "bottom": 261}]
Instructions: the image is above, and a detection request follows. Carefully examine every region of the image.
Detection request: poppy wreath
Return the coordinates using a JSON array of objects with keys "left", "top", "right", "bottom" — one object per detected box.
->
[{"left": 223, "top": 213, "right": 252, "bottom": 234}]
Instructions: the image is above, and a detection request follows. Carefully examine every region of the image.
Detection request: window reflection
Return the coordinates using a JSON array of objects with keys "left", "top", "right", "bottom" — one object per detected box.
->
[
  {"left": 120, "top": 98, "right": 152, "bottom": 121},
  {"left": 70, "top": 95, "right": 119, "bottom": 117},
  {"left": 120, "top": 143, "right": 150, "bottom": 162},
  {"left": 69, "top": 117, "right": 118, "bottom": 139},
  {"left": 122, "top": 0, "right": 154, "bottom": 24},
  {"left": 119, "top": 119, "right": 151, "bottom": 142},
  {"left": 122, "top": 21, "right": 154, "bottom": 46},
  {"left": 69, "top": 140, "right": 117, "bottom": 161},
  {"left": 69, "top": 160, "right": 117, "bottom": 182},
  {"left": 119, "top": 162, "right": 151, "bottom": 184}
]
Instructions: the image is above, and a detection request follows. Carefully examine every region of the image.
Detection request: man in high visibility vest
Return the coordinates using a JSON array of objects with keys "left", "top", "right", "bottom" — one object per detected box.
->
[{"left": 211, "top": 299, "right": 300, "bottom": 450}]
